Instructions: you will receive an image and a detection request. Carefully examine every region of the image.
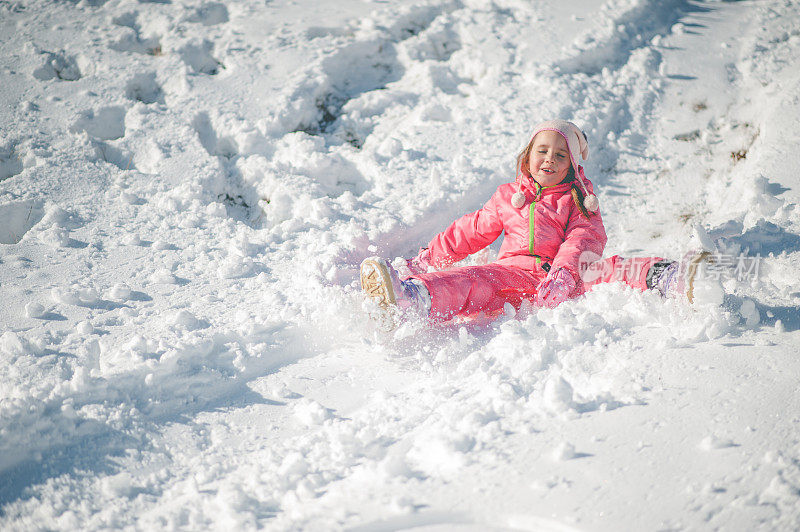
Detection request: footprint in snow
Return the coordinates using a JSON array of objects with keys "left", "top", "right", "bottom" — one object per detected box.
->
[
  {"left": 0, "top": 141, "right": 24, "bottom": 182},
  {"left": 91, "top": 140, "right": 134, "bottom": 171},
  {"left": 70, "top": 106, "right": 127, "bottom": 141},
  {"left": 110, "top": 12, "right": 162, "bottom": 56},
  {"left": 192, "top": 111, "right": 238, "bottom": 159},
  {"left": 32, "top": 50, "right": 81, "bottom": 81},
  {"left": 125, "top": 72, "right": 164, "bottom": 104},
  {"left": 185, "top": 2, "right": 229, "bottom": 26},
  {"left": 178, "top": 40, "right": 224, "bottom": 75},
  {"left": 0, "top": 199, "right": 45, "bottom": 244}
]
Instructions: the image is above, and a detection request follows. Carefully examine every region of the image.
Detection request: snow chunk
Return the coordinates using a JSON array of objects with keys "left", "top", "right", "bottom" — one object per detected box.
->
[
  {"left": 149, "top": 270, "right": 179, "bottom": 284},
  {"left": 38, "top": 225, "right": 70, "bottom": 247},
  {"left": 271, "top": 382, "right": 297, "bottom": 399},
  {"left": 217, "top": 256, "right": 255, "bottom": 279},
  {"left": 378, "top": 137, "right": 403, "bottom": 157},
  {"left": 759, "top": 475, "right": 798, "bottom": 506},
  {"left": 51, "top": 286, "right": 99, "bottom": 306},
  {"left": 552, "top": 441, "right": 576, "bottom": 461},
  {"left": 123, "top": 233, "right": 143, "bottom": 246},
  {"left": 699, "top": 435, "right": 737, "bottom": 451},
  {"left": 24, "top": 301, "right": 46, "bottom": 318},
  {"left": 0, "top": 332, "right": 44, "bottom": 356},
  {"left": 738, "top": 299, "right": 760, "bottom": 328},
  {"left": 543, "top": 375, "right": 575, "bottom": 414},
  {"left": 407, "top": 431, "right": 472, "bottom": 477},
  {"left": 76, "top": 320, "right": 94, "bottom": 334},
  {"left": 107, "top": 283, "right": 132, "bottom": 301},
  {"left": 172, "top": 309, "right": 203, "bottom": 330},
  {"left": 692, "top": 276, "right": 725, "bottom": 307},
  {"left": 123, "top": 335, "right": 149, "bottom": 354},
  {"left": 293, "top": 399, "right": 332, "bottom": 426}
]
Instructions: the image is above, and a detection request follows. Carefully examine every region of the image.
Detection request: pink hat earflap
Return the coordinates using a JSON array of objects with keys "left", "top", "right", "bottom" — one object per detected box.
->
[
  {"left": 578, "top": 165, "right": 600, "bottom": 212},
  {"left": 511, "top": 188, "right": 526, "bottom": 209}
]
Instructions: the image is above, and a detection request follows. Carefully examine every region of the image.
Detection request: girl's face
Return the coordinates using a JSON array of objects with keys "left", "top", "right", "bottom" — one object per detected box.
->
[{"left": 528, "top": 130, "right": 571, "bottom": 186}]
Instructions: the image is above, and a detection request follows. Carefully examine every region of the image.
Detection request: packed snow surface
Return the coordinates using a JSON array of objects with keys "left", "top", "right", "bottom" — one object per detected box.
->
[{"left": 1, "top": 0, "right": 800, "bottom": 530}]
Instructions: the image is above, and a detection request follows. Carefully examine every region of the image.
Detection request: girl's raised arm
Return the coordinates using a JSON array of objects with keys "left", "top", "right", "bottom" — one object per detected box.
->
[{"left": 426, "top": 190, "right": 504, "bottom": 269}]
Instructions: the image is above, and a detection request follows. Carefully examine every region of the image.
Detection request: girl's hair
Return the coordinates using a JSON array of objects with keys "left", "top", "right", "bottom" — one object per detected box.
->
[
  {"left": 570, "top": 180, "right": 591, "bottom": 219},
  {"left": 515, "top": 138, "right": 536, "bottom": 178},
  {"left": 517, "top": 138, "right": 591, "bottom": 219}
]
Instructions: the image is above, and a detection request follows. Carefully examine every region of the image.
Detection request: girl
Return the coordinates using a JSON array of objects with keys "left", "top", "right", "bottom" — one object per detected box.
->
[{"left": 360, "top": 119, "right": 716, "bottom": 328}]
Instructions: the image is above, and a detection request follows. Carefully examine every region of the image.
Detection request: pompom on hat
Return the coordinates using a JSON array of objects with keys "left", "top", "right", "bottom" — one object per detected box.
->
[{"left": 511, "top": 119, "right": 599, "bottom": 212}]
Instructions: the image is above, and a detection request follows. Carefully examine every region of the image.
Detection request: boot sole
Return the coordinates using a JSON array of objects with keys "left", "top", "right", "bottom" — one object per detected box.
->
[
  {"left": 360, "top": 258, "right": 398, "bottom": 331},
  {"left": 685, "top": 251, "right": 713, "bottom": 304}
]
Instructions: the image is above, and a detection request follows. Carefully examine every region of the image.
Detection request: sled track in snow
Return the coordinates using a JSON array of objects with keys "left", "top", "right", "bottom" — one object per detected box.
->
[{"left": 287, "top": 1, "right": 462, "bottom": 148}]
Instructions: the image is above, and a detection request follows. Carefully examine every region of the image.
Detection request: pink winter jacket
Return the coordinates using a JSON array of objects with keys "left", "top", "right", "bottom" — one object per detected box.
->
[{"left": 425, "top": 173, "right": 607, "bottom": 295}]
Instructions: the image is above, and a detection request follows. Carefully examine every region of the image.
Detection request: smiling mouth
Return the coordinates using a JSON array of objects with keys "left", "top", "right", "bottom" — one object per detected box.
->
[{"left": 541, "top": 168, "right": 555, "bottom": 174}]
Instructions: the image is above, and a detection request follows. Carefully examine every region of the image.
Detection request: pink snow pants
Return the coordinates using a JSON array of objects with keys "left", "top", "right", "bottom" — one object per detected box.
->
[
  {"left": 413, "top": 264, "right": 543, "bottom": 320},
  {"left": 582, "top": 255, "right": 665, "bottom": 292},
  {"left": 411, "top": 255, "right": 665, "bottom": 320}
]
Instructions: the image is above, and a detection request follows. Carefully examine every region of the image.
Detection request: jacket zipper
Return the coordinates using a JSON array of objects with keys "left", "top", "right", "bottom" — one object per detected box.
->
[
  {"left": 526, "top": 180, "right": 570, "bottom": 266},
  {"left": 528, "top": 200, "right": 536, "bottom": 256},
  {"left": 528, "top": 181, "right": 541, "bottom": 259}
]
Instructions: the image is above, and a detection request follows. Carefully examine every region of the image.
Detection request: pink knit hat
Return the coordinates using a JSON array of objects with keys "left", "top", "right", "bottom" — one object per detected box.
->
[{"left": 511, "top": 119, "right": 599, "bottom": 213}]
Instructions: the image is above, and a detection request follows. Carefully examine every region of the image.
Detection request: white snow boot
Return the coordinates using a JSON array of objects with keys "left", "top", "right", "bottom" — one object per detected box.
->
[
  {"left": 649, "top": 252, "right": 725, "bottom": 305},
  {"left": 360, "top": 257, "right": 431, "bottom": 330}
]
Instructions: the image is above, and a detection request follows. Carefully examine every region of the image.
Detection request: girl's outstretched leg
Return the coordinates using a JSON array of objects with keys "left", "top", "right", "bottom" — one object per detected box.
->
[
  {"left": 583, "top": 255, "right": 664, "bottom": 291},
  {"left": 585, "top": 253, "right": 724, "bottom": 304},
  {"left": 411, "top": 264, "right": 544, "bottom": 321}
]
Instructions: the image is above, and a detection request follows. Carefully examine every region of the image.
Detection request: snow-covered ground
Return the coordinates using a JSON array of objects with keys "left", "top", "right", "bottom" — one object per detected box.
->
[{"left": 2, "top": 0, "right": 799, "bottom": 529}]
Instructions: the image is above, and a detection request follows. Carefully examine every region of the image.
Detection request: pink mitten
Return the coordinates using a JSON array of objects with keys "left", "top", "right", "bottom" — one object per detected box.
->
[
  {"left": 407, "top": 247, "right": 432, "bottom": 275},
  {"left": 535, "top": 268, "right": 576, "bottom": 308},
  {"left": 393, "top": 248, "right": 433, "bottom": 279}
]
